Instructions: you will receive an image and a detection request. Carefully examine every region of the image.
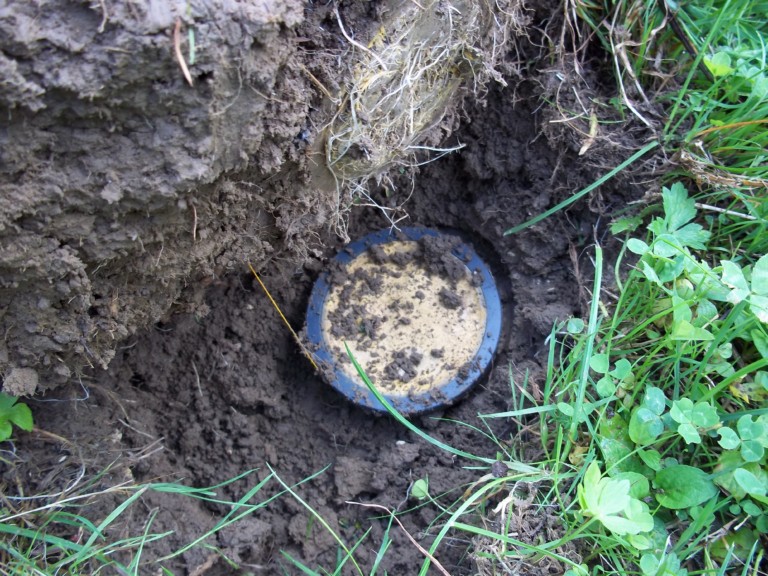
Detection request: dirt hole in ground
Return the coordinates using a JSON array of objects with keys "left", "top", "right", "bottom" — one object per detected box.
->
[{"left": 1, "top": 1, "right": 652, "bottom": 574}]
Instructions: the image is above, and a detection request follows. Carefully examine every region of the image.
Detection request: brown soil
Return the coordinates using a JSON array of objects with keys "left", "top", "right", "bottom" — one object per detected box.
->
[{"left": 1, "top": 0, "right": 655, "bottom": 574}]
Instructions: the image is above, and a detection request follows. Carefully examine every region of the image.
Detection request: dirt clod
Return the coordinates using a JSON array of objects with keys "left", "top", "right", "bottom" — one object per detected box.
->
[{"left": 2, "top": 367, "right": 38, "bottom": 396}]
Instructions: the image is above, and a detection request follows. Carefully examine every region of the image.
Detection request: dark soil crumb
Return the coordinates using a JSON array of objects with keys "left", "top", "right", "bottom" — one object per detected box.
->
[
  {"left": 368, "top": 245, "right": 389, "bottom": 264},
  {"left": 419, "top": 234, "right": 467, "bottom": 283},
  {"left": 384, "top": 348, "right": 423, "bottom": 383},
  {"left": 328, "top": 305, "right": 382, "bottom": 341},
  {"left": 352, "top": 268, "right": 384, "bottom": 294},
  {"left": 438, "top": 287, "right": 462, "bottom": 309}
]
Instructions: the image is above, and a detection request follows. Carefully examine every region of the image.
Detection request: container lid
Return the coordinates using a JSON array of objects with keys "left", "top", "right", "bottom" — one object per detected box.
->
[{"left": 305, "top": 227, "right": 502, "bottom": 415}]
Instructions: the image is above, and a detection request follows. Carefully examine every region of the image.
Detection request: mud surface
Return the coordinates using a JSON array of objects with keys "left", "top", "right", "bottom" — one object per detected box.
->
[{"left": 1, "top": 0, "right": 654, "bottom": 574}]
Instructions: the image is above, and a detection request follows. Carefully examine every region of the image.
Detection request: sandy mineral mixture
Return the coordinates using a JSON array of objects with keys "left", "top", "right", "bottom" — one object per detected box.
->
[{"left": 322, "top": 238, "right": 486, "bottom": 395}]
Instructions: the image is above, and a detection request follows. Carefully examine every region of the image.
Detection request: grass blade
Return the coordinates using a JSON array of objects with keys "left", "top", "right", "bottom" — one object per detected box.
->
[{"left": 504, "top": 141, "right": 659, "bottom": 235}]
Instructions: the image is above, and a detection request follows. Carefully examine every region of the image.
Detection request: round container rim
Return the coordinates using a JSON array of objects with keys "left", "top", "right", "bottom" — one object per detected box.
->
[{"left": 305, "top": 227, "right": 502, "bottom": 415}]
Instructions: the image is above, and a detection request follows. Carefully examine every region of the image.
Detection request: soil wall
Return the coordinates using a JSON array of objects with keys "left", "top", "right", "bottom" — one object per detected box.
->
[{"left": 0, "top": 0, "right": 328, "bottom": 393}]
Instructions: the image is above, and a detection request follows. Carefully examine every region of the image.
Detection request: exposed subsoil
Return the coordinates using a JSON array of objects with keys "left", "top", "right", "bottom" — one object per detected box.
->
[{"left": 0, "top": 1, "right": 658, "bottom": 574}]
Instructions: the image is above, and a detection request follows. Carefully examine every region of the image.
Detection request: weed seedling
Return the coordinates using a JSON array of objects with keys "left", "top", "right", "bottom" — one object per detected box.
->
[{"left": 0, "top": 392, "right": 33, "bottom": 442}]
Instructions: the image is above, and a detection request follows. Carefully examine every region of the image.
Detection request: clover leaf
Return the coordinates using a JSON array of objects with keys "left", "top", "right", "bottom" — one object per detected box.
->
[
  {"left": 629, "top": 407, "right": 664, "bottom": 446},
  {"left": 669, "top": 399, "right": 719, "bottom": 444},
  {"left": 736, "top": 415, "right": 767, "bottom": 462}
]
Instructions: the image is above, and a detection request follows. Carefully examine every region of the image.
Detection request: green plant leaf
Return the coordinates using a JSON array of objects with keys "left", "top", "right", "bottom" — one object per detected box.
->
[
  {"left": 668, "top": 399, "right": 719, "bottom": 444},
  {"left": 662, "top": 182, "right": 696, "bottom": 231},
  {"left": 718, "top": 427, "right": 741, "bottom": 450},
  {"left": 756, "top": 372, "right": 768, "bottom": 390},
  {"left": 643, "top": 387, "right": 667, "bottom": 416},
  {"left": 658, "top": 256, "right": 685, "bottom": 283},
  {"left": 752, "top": 330, "right": 768, "bottom": 359},
  {"left": 704, "top": 52, "right": 734, "bottom": 77},
  {"left": 741, "top": 500, "right": 761, "bottom": 516},
  {"left": 589, "top": 354, "right": 610, "bottom": 374},
  {"left": 721, "top": 260, "right": 750, "bottom": 304},
  {"left": 0, "top": 420, "right": 11, "bottom": 443},
  {"left": 669, "top": 399, "right": 719, "bottom": 442},
  {"left": 652, "top": 233, "right": 685, "bottom": 258},
  {"left": 566, "top": 317, "right": 585, "bottom": 334},
  {"left": 640, "top": 551, "right": 688, "bottom": 576},
  {"left": 671, "top": 293, "right": 692, "bottom": 324},
  {"left": 751, "top": 255, "right": 768, "bottom": 296},
  {"left": 690, "top": 402, "right": 719, "bottom": 427},
  {"left": 655, "top": 465, "right": 718, "bottom": 509},
  {"left": 0, "top": 393, "right": 34, "bottom": 442},
  {"left": 677, "top": 422, "right": 701, "bottom": 444},
  {"left": 621, "top": 498, "right": 654, "bottom": 535},
  {"left": 694, "top": 299, "right": 718, "bottom": 324},
  {"left": 639, "top": 449, "right": 662, "bottom": 471},
  {"left": 595, "top": 376, "right": 616, "bottom": 398},
  {"left": 651, "top": 183, "right": 710, "bottom": 252},
  {"left": 674, "top": 223, "right": 709, "bottom": 250},
  {"left": 564, "top": 564, "right": 589, "bottom": 576},
  {"left": 610, "top": 358, "right": 633, "bottom": 381},
  {"left": 627, "top": 238, "right": 650, "bottom": 255},
  {"left": 629, "top": 407, "right": 665, "bottom": 445},
  {"left": 641, "top": 262, "right": 662, "bottom": 285},
  {"left": 741, "top": 441, "right": 764, "bottom": 463},
  {"left": 713, "top": 452, "right": 766, "bottom": 501},
  {"left": 737, "top": 415, "right": 767, "bottom": 445},
  {"left": 690, "top": 505, "right": 715, "bottom": 526},
  {"left": 675, "top": 278, "right": 695, "bottom": 299},
  {"left": 733, "top": 468, "right": 767, "bottom": 497},
  {"left": 578, "top": 462, "right": 653, "bottom": 535},
  {"left": 709, "top": 526, "right": 761, "bottom": 564},
  {"left": 579, "top": 461, "right": 627, "bottom": 514},
  {"left": 669, "top": 398, "right": 692, "bottom": 423},
  {"left": 9, "top": 402, "right": 33, "bottom": 431},
  {"left": 640, "top": 553, "right": 659, "bottom": 575},
  {"left": 689, "top": 262, "right": 730, "bottom": 301},
  {"left": 614, "top": 471, "right": 650, "bottom": 499},
  {"left": 612, "top": 216, "right": 642, "bottom": 234},
  {"left": 557, "top": 401, "right": 593, "bottom": 423},
  {"left": 714, "top": 342, "right": 733, "bottom": 361},
  {"left": 670, "top": 319, "right": 714, "bottom": 341},
  {"left": 752, "top": 74, "right": 768, "bottom": 99},
  {"left": 411, "top": 478, "right": 429, "bottom": 500},
  {"left": 749, "top": 294, "right": 768, "bottom": 324},
  {"left": 599, "top": 415, "right": 648, "bottom": 475},
  {"left": 628, "top": 532, "right": 654, "bottom": 551}
]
